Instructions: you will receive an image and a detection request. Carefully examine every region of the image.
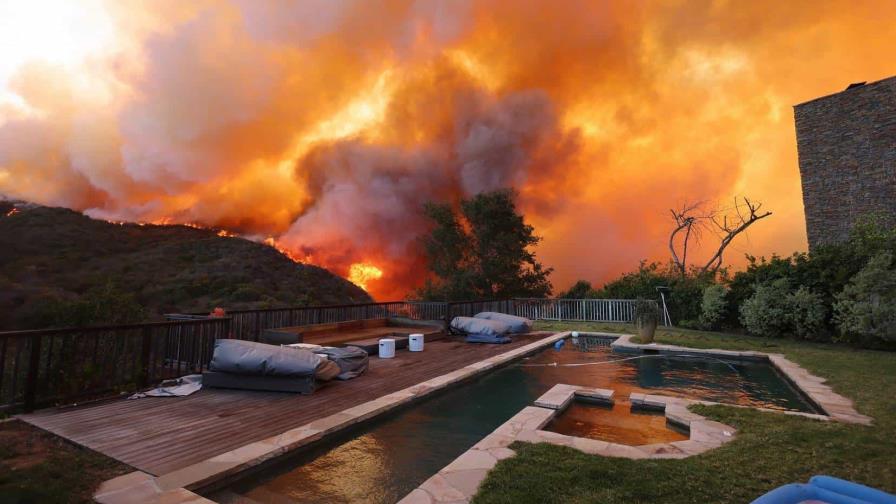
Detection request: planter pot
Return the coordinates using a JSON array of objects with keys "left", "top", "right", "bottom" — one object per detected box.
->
[{"left": 637, "top": 319, "right": 657, "bottom": 343}]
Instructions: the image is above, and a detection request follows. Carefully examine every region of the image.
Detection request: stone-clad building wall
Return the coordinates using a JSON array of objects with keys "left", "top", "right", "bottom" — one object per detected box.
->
[{"left": 794, "top": 76, "right": 896, "bottom": 249}]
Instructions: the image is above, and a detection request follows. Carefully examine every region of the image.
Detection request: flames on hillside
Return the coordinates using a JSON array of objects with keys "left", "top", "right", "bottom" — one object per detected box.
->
[
  {"left": 104, "top": 216, "right": 381, "bottom": 291},
  {"left": 1, "top": 2, "right": 894, "bottom": 299}
]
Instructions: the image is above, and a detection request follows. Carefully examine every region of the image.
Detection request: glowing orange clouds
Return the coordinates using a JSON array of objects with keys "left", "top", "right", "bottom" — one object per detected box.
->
[{"left": 1, "top": 1, "right": 894, "bottom": 299}]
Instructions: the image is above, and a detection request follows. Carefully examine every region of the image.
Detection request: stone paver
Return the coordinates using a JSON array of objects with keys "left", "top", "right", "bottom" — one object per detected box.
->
[
  {"left": 533, "top": 384, "right": 614, "bottom": 410},
  {"left": 94, "top": 471, "right": 214, "bottom": 504}
]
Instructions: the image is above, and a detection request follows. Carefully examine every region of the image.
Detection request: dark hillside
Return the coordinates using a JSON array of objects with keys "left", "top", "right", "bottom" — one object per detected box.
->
[{"left": 0, "top": 203, "right": 371, "bottom": 329}]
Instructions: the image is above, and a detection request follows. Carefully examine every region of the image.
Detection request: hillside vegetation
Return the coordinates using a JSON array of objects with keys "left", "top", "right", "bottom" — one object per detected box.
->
[{"left": 0, "top": 202, "right": 371, "bottom": 330}]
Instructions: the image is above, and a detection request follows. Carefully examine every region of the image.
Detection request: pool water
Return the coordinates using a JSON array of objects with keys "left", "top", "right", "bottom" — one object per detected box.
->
[
  {"left": 210, "top": 336, "right": 817, "bottom": 504},
  {"left": 544, "top": 400, "right": 689, "bottom": 445}
]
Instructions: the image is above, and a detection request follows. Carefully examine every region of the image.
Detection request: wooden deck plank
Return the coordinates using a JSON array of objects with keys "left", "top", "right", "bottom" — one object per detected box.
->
[{"left": 19, "top": 334, "right": 548, "bottom": 476}]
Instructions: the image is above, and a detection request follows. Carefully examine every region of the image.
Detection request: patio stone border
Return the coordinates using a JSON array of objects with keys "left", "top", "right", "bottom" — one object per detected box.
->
[
  {"left": 95, "top": 330, "right": 872, "bottom": 503},
  {"left": 93, "top": 332, "right": 570, "bottom": 504},
  {"left": 608, "top": 333, "right": 872, "bottom": 425},
  {"left": 399, "top": 385, "right": 740, "bottom": 504},
  {"left": 398, "top": 333, "right": 874, "bottom": 504}
]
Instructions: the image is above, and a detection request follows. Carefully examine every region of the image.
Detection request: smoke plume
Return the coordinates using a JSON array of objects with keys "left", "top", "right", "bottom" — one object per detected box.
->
[{"left": 1, "top": 0, "right": 894, "bottom": 298}]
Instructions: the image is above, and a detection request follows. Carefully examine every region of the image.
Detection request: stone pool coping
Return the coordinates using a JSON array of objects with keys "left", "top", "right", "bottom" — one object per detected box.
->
[
  {"left": 608, "top": 333, "right": 872, "bottom": 425},
  {"left": 399, "top": 384, "right": 742, "bottom": 504},
  {"left": 95, "top": 330, "right": 872, "bottom": 503},
  {"left": 94, "top": 331, "right": 570, "bottom": 504},
  {"left": 397, "top": 333, "right": 874, "bottom": 504}
]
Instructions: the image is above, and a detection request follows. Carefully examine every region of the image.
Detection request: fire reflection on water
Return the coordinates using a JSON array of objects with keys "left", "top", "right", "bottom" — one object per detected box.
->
[{"left": 214, "top": 336, "right": 814, "bottom": 503}]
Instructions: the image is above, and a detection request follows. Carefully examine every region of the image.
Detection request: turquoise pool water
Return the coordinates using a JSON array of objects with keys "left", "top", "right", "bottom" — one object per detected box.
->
[{"left": 210, "top": 335, "right": 816, "bottom": 503}]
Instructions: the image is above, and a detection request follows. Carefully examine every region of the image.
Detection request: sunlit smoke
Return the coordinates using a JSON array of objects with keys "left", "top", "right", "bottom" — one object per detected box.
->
[{"left": 1, "top": 1, "right": 894, "bottom": 299}]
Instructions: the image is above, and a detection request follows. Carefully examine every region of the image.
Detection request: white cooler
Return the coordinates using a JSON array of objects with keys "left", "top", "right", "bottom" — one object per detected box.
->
[
  {"left": 409, "top": 333, "right": 424, "bottom": 352},
  {"left": 378, "top": 338, "right": 396, "bottom": 358}
]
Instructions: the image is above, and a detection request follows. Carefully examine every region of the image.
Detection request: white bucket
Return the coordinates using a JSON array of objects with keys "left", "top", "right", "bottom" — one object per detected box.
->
[
  {"left": 409, "top": 333, "right": 424, "bottom": 352},
  {"left": 379, "top": 338, "right": 396, "bottom": 359}
]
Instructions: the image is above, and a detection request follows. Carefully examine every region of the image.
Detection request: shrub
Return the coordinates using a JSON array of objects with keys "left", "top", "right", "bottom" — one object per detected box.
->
[
  {"left": 834, "top": 252, "right": 896, "bottom": 345},
  {"left": 739, "top": 278, "right": 790, "bottom": 337},
  {"left": 699, "top": 284, "right": 728, "bottom": 330},
  {"left": 37, "top": 282, "right": 147, "bottom": 328},
  {"left": 676, "top": 319, "right": 701, "bottom": 330},
  {"left": 597, "top": 261, "right": 715, "bottom": 324},
  {"left": 559, "top": 280, "right": 597, "bottom": 299},
  {"left": 785, "top": 286, "right": 827, "bottom": 340}
]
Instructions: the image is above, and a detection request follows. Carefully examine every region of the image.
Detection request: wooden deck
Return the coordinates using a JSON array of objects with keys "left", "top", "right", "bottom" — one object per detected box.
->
[{"left": 19, "top": 333, "right": 550, "bottom": 476}]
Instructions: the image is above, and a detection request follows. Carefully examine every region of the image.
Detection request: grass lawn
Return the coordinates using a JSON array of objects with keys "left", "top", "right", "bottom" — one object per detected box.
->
[
  {"left": 0, "top": 419, "right": 131, "bottom": 503},
  {"left": 474, "top": 322, "right": 896, "bottom": 503}
]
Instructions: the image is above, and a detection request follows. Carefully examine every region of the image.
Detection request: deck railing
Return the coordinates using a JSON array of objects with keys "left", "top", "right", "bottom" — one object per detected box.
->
[
  {"left": 513, "top": 298, "right": 641, "bottom": 323},
  {"left": 2, "top": 297, "right": 653, "bottom": 412},
  {"left": 218, "top": 301, "right": 450, "bottom": 341},
  {"left": 0, "top": 318, "right": 231, "bottom": 413}
]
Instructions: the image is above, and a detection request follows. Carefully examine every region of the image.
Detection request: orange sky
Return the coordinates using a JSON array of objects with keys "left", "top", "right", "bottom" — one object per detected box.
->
[{"left": 1, "top": 0, "right": 894, "bottom": 299}]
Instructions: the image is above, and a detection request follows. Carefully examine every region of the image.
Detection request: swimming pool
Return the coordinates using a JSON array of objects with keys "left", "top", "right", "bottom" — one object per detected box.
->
[{"left": 209, "top": 335, "right": 817, "bottom": 503}]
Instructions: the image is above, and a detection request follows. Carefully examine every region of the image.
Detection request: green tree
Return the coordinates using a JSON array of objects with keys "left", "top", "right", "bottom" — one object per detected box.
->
[
  {"left": 416, "top": 189, "right": 553, "bottom": 300},
  {"left": 594, "top": 261, "right": 716, "bottom": 326},
  {"left": 834, "top": 252, "right": 896, "bottom": 346},
  {"left": 558, "top": 280, "right": 596, "bottom": 299}
]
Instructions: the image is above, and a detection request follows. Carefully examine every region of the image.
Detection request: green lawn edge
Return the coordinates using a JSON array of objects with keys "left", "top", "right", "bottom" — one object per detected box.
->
[{"left": 472, "top": 322, "right": 896, "bottom": 504}]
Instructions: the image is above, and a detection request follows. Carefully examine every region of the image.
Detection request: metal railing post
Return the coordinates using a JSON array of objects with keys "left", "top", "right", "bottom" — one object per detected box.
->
[
  {"left": 139, "top": 326, "right": 152, "bottom": 388},
  {"left": 23, "top": 334, "right": 42, "bottom": 413}
]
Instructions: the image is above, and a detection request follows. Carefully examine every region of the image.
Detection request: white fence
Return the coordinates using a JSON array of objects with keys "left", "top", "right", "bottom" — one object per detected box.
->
[{"left": 513, "top": 298, "right": 665, "bottom": 325}]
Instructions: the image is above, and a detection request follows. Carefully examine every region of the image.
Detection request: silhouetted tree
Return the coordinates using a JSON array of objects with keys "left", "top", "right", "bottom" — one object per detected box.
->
[
  {"left": 669, "top": 196, "right": 772, "bottom": 277},
  {"left": 559, "top": 280, "right": 596, "bottom": 299},
  {"left": 416, "top": 189, "right": 553, "bottom": 300}
]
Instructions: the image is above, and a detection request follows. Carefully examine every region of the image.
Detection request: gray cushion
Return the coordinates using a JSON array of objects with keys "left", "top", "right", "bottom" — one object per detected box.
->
[
  {"left": 209, "top": 339, "right": 321, "bottom": 377},
  {"left": 313, "top": 346, "right": 369, "bottom": 380},
  {"left": 474, "top": 312, "right": 533, "bottom": 333},
  {"left": 450, "top": 316, "right": 510, "bottom": 336}
]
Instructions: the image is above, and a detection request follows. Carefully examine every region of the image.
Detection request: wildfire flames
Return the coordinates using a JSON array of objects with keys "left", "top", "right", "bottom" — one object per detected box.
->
[
  {"left": 0, "top": 1, "right": 893, "bottom": 299},
  {"left": 262, "top": 237, "right": 309, "bottom": 265},
  {"left": 347, "top": 263, "right": 385, "bottom": 291}
]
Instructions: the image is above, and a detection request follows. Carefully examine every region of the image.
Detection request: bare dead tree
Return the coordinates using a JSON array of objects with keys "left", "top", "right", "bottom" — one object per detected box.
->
[
  {"left": 668, "top": 201, "right": 706, "bottom": 277},
  {"left": 668, "top": 197, "right": 772, "bottom": 277}
]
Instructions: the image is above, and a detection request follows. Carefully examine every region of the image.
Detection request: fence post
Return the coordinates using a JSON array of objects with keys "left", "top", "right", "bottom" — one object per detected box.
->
[
  {"left": 139, "top": 326, "right": 152, "bottom": 388},
  {"left": 444, "top": 302, "right": 453, "bottom": 330},
  {"left": 253, "top": 311, "right": 261, "bottom": 342},
  {"left": 23, "top": 334, "right": 42, "bottom": 413}
]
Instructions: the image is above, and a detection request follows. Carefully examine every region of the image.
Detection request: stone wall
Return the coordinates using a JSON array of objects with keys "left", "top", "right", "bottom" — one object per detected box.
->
[{"left": 794, "top": 76, "right": 896, "bottom": 248}]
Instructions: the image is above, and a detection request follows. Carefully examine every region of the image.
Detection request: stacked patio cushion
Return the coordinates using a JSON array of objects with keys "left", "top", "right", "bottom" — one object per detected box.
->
[
  {"left": 203, "top": 339, "right": 342, "bottom": 394},
  {"left": 473, "top": 312, "right": 533, "bottom": 333},
  {"left": 312, "top": 346, "right": 369, "bottom": 380},
  {"left": 450, "top": 316, "right": 513, "bottom": 344}
]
